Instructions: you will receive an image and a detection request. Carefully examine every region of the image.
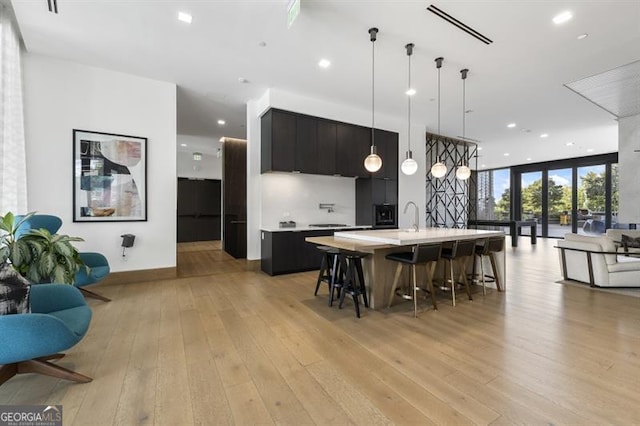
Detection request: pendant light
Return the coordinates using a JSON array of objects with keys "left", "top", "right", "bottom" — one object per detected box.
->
[
  {"left": 401, "top": 43, "right": 418, "bottom": 176},
  {"left": 430, "top": 57, "right": 447, "bottom": 178},
  {"left": 364, "top": 27, "right": 383, "bottom": 173},
  {"left": 456, "top": 68, "right": 471, "bottom": 180}
]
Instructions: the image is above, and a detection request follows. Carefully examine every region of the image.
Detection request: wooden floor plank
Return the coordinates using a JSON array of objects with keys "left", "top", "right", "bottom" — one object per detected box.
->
[{"left": 2, "top": 239, "right": 640, "bottom": 426}]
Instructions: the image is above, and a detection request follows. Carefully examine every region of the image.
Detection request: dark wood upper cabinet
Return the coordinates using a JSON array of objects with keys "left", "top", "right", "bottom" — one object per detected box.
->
[
  {"left": 262, "top": 109, "right": 296, "bottom": 173},
  {"left": 336, "top": 123, "right": 371, "bottom": 178},
  {"left": 295, "top": 115, "right": 318, "bottom": 174},
  {"left": 317, "top": 120, "right": 337, "bottom": 175},
  {"left": 373, "top": 129, "right": 399, "bottom": 179},
  {"left": 261, "top": 108, "right": 398, "bottom": 179}
]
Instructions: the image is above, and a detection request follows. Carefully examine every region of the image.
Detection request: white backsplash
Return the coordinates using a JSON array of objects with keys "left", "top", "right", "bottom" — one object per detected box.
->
[{"left": 262, "top": 173, "right": 356, "bottom": 229}]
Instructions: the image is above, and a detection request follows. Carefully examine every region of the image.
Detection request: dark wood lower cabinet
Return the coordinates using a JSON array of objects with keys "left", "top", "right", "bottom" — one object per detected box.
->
[{"left": 262, "top": 229, "right": 362, "bottom": 276}]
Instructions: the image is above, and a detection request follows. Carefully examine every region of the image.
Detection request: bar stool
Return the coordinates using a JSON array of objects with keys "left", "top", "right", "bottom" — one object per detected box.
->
[
  {"left": 336, "top": 250, "right": 369, "bottom": 318},
  {"left": 386, "top": 243, "right": 442, "bottom": 317},
  {"left": 314, "top": 246, "right": 341, "bottom": 303},
  {"left": 472, "top": 237, "right": 504, "bottom": 294},
  {"left": 440, "top": 240, "right": 476, "bottom": 306}
]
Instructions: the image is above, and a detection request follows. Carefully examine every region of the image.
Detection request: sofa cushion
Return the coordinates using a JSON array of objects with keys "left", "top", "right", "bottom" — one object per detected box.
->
[
  {"left": 563, "top": 233, "right": 617, "bottom": 264},
  {"left": 608, "top": 256, "right": 640, "bottom": 273},
  {"left": 0, "top": 262, "right": 31, "bottom": 315}
]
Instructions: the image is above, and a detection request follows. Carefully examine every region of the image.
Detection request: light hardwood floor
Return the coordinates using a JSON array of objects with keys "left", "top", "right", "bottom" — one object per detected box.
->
[{"left": 2, "top": 238, "right": 640, "bottom": 425}]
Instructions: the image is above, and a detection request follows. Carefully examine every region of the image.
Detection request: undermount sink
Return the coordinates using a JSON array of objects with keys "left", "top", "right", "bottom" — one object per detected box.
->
[{"left": 309, "top": 223, "right": 348, "bottom": 228}]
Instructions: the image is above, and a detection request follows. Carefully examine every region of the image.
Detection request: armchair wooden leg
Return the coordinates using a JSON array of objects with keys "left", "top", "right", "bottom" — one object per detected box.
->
[
  {"left": 0, "top": 364, "right": 18, "bottom": 386},
  {"left": 17, "top": 359, "right": 92, "bottom": 383},
  {"left": 79, "top": 287, "right": 111, "bottom": 302},
  {"left": 0, "top": 357, "right": 92, "bottom": 386},
  {"left": 36, "top": 353, "right": 65, "bottom": 362}
]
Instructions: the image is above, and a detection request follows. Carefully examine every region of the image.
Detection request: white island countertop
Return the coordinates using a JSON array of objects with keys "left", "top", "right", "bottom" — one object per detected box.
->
[
  {"left": 261, "top": 225, "right": 372, "bottom": 233},
  {"left": 333, "top": 227, "right": 505, "bottom": 246}
]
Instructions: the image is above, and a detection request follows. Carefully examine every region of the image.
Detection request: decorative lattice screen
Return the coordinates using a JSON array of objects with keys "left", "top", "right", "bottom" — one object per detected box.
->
[{"left": 425, "top": 133, "right": 478, "bottom": 228}]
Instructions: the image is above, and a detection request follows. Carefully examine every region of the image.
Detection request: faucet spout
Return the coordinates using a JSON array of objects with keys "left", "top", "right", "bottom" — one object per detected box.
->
[{"left": 403, "top": 201, "right": 419, "bottom": 232}]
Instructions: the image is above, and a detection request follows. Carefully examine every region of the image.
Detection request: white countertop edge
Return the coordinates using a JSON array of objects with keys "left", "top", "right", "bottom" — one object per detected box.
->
[
  {"left": 261, "top": 225, "right": 373, "bottom": 233},
  {"left": 333, "top": 228, "right": 505, "bottom": 245}
]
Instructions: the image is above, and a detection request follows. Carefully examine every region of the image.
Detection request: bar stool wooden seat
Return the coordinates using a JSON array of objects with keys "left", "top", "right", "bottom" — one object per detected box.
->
[
  {"left": 472, "top": 237, "right": 504, "bottom": 295},
  {"left": 386, "top": 243, "right": 442, "bottom": 317},
  {"left": 440, "top": 240, "right": 476, "bottom": 306},
  {"left": 314, "top": 246, "right": 341, "bottom": 303},
  {"left": 335, "top": 250, "right": 369, "bottom": 318}
]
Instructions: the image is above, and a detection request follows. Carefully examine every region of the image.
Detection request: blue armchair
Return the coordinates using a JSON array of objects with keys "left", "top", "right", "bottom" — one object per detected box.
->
[
  {"left": 15, "top": 214, "right": 112, "bottom": 302},
  {"left": 15, "top": 214, "right": 62, "bottom": 237},
  {"left": 0, "top": 284, "right": 93, "bottom": 385},
  {"left": 74, "top": 252, "right": 111, "bottom": 302}
]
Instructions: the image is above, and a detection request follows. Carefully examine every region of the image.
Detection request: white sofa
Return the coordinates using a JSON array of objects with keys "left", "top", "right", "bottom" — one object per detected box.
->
[{"left": 557, "top": 231, "right": 640, "bottom": 287}]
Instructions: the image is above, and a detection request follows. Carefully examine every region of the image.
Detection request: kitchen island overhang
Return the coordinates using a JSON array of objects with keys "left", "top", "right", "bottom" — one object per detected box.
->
[{"left": 306, "top": 228, "right": 506, "bottom": 310}]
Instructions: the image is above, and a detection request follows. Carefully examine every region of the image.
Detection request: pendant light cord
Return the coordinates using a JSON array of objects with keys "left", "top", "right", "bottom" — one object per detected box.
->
[
  {"left": 407, "top": 49, "right": 411, "bottom": 152},
  {"left": 371, "top": 36, "right": 375, "bottom": 149},
  {"left": 462, "top": 76, "right": 466, "bottom": 139}
]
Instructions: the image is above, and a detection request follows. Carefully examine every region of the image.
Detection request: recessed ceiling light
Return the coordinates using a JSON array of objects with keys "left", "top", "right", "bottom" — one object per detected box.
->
[
  {"left": 405, "top": 88, "right": 416, "bottom": 96},
  {"left": 566, "top": 142, "right": 574, "bottom": 146},
  {"left": 481, "top": 164, "right": 486, "bottom": 168},
  {"left": 477, "top": 147, "right": 483, "bottom": 151},
  {"left": 553, "top": 11, "right": 573, "bottom": 25},
  {"left": 526, "top": 157, "right": 532, "bottom": 161},
  {"left": 318, "top": 59, "right": 331, "bottom": 68},
  {"left": 504, "top": 153, "right": 510, "bottom": 157},
  {"left": 178, "top": 12, "right": 193, "bottom": 24},
  {"left": 587, "top": 148, "right": 594, "bottom": 153},
  {"left": 238, "top": 77, "right": 249, "bottom": 83},
  {"left": 217, "top": 119, "right": 226, "bottom": 125},
  {"left": 577, "top": 33, "right": 588, "bottom": 40},
  {"left": 180, "top": 143, "right": 187, "bottom": 147},
  {"left": 507, "top": 123, "right": 517, "bottom": 128},
  {"left": 540, "top": 133, "right": 549, "bottom": 138}
]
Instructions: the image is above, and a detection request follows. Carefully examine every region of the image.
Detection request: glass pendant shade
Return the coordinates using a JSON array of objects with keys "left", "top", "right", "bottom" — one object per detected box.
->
[
  {"left": 401, "top": 151, "right": 418, "bottom": 175},
  {"left": 364, "top": 146, "right": 383, "bottom": 172},
  {"left": 431, "top": 161, "right": 447, "bottom": 178},
  {"left": 456, "top": 165, "right": 471, "bottom": 180}
]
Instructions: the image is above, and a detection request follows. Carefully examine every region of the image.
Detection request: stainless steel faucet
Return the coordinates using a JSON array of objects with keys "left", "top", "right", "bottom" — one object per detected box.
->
[{"left": 404, "top": 201, "right": 419, "bottom": 232}]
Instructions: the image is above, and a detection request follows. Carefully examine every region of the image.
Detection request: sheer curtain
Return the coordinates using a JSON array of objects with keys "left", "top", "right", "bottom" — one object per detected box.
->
[{"left": 0, "top": 4, "right": 27, "bottom": 215}]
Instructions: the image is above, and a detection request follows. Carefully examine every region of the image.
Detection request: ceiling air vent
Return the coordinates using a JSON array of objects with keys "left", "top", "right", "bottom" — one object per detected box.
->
[
  {"left": 427, "top": 5, "right": 493, "bottom": 45},
  {"left": 47, "top": 0, "right": 58, "bottom": 14}
]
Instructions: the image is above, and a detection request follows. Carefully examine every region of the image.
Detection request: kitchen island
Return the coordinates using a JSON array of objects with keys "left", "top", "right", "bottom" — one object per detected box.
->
[{"left": 306, "top": 228, "right": 506, "bottom": 309}]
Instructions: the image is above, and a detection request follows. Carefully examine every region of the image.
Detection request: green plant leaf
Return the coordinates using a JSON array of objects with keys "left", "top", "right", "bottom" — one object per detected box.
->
[
  {"left": 11, "top": 240, "right": 32, "bottom": 267},
  {"left": 51, "top": 264, "right": 68, "bottom": 284},
  {"left": 0, "top": 245, "right": 9, "bottom": 263},
  {"left": 2, "top": 212, "right": 14, "bottom": 232},
  {"left": 39, "top": 251, "right": 56, "bottom": 277},
  {"left": 53, "top": 241, "right": 73, "bottom": 257},
  {"left": 26, "top": 262, "right": 40, "bottom": 284}
]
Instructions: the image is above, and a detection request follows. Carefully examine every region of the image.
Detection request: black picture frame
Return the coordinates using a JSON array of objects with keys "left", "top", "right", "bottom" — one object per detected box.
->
[{"left": 73, "top": 129, "right": 147, "bottom": 222}]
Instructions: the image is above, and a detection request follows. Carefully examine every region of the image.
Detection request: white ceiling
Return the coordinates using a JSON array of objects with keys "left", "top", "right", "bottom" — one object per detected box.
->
[{"left": 11, "top": 0, "right": 640, "bottom": 169}]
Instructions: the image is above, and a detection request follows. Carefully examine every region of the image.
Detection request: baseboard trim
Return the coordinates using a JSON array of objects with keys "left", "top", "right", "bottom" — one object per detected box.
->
[{"left": 100, "top": 267, "right": 177, "bottom": 286}]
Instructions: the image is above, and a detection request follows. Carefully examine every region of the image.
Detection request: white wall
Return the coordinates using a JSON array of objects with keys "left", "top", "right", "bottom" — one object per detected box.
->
[
  {"left": 246, "top": 88, "right": 429, "bottom": 259},
  {"left": 618, "top": 114, "right": 640, "bottom": 223},
  {"left": 262, "top": 173, "right": 356, "bottom": 229},
  {"left": 23, "top": 53, "right": 177, "bottom": 272},
  {"left": 177, "top": 134, "right": 222, "bottom": 179}
]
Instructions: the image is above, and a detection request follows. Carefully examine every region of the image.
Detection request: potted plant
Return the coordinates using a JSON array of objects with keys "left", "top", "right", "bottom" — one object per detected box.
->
[{"left": 0, "top": 212, "right": 86, "bottom": 284}]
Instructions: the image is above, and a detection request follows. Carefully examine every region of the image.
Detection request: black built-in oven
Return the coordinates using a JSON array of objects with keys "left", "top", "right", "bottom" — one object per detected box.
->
[{"left": 374, "top": 204, "right": 396, "bottom": 228}]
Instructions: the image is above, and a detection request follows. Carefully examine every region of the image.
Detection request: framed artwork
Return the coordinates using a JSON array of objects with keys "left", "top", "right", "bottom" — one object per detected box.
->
[{"left": 73, "top": 129, "right": 147, "bottom": 222}]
